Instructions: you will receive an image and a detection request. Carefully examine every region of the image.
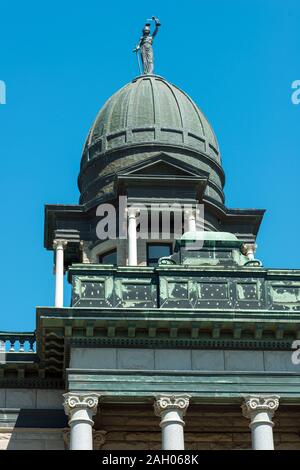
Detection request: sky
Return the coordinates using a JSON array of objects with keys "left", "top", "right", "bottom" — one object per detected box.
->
[{"left": 0, "top": 0, "right": 299, "bottom": 331}]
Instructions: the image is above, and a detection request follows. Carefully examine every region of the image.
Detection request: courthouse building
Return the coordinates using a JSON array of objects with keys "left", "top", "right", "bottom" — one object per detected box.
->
[{"left": 1, "top": 55, "right": 300, "bottom": 450}]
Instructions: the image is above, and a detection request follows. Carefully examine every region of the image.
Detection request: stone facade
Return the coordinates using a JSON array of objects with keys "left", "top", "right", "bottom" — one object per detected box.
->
[
  {"left": 0, "top": 404, "right": 299, "bottom": 450},
  {"left": 0, "top": 389, "right": 64, "bottom": 409},
  {"left": 94, "top": 405, "right": 300, "bottom": 450},
  {"left": 0, "top": 429, "right": 65, "bottom": 451},
  {"left": 1, "top": 48, "right": 299, "bottom": 450},
  {"left": 70, "top": 347, "right": 300, "bottom": 373}
]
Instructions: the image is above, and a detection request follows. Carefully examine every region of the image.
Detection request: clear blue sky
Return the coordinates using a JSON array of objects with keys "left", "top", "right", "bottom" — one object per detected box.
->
[{"left": 0, "top": 0, "right": 299, "bottom": 331}]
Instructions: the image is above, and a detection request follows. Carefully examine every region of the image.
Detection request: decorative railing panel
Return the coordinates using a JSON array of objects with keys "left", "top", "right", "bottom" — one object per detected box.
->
[
  {"left": 0, "top": 332, "right": 36, "bottom": 353},
  {"left": 69, "top": 265, "right": 300, "bottom": 312}
]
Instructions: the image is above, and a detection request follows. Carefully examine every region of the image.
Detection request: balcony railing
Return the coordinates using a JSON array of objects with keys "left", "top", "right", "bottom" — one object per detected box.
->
[{"left": 0, "top": 332, "right": 36, "bottom": 353}]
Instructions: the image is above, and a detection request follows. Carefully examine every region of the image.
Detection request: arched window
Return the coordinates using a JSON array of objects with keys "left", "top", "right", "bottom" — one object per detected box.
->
[{"left": 98, "top": 249, "right": 117, "bottom": 265}]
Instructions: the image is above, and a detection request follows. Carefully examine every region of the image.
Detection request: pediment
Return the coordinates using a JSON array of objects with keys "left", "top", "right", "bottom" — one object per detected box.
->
[{"left": 118, "top": 153, "right": 209, "bottom": 179}]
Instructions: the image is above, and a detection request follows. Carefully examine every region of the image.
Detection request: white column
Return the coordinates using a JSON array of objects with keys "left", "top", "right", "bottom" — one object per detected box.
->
[
  {"left": 53, "top": 239, "right": 67, "bottom": 307},
  {"left": 242, "top": 395, "right": 280, "bottom": 450},
  {"left": 127, "top": 208, "right": 138, "bottom": 266},
  {"left": 63, "top": 393, "right": 100, "bottom": 450},
  {"left": 154, "top": 394, "right": 190, "bottom": 450},
  {"left": 185, "top": 209, "right": 196, "bottom": 232}
]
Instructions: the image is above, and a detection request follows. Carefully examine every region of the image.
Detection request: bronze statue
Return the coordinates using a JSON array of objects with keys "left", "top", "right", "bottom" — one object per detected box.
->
[{"left": 134, "top": 17, "right": 161, "bottom": 75}]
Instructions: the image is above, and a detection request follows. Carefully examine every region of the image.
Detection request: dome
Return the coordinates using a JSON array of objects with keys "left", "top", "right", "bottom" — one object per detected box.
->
[
  {"left": 79, "top": 75, "right": 224, "bottom": 207},
  {"left": 175, "top": 231, "right": 242, "bottom": 253},
  {"left": 82, "top": 75, "right": 219, "bottom": 163}
]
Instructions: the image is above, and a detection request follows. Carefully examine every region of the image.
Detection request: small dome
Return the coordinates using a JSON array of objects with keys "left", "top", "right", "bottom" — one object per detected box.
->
[
  {"left": 79, "top": 75, "right": 224, "bottom": 207},
  {"left": 180, "top": 231, "right": 238, "bottom": 242},
  {"left": 82, "top": 75, "right": 220, "bottom": 166},
  {"left": 175, "top": 231, "right": 241, "bottom": 253}
]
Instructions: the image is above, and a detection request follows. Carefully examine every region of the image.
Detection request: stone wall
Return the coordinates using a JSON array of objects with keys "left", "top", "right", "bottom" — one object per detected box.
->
[
  {"left": 95, "top": 404, "right": 300, "bottom": 451},
  {"left": 0, "top": 388, "right": 66, "bottom": 450},
  {"left": 0, "top": 389, "right": 64, "bottom": 409},
  {"left": 0, "top": 428, "right": 65, "bottom": 450},
  {"left": 70, "top": 347, "right": 300, "bottom": 373}
]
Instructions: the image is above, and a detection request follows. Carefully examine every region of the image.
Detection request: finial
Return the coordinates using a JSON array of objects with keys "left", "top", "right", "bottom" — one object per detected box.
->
[{"left": 133, "top": 16, "right": 161, "bottom": 75}]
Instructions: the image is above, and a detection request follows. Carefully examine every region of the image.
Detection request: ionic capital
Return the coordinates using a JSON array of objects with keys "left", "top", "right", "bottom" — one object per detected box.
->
[
  {"left": 126, "top": 206, "right": 140, "bottom": 219},
  {"left": 53, "top": 239, "right": 68, "bottom": 250},
  {"left": 242, "top": 395, "right": 280, "bottom": 419},
  {"left": 185, "top": 208, "right": 196, "bottom": 217},
  {"left": 63, "top": 392, "right": 100, "bottom": 416},
  {"left": 154, "top": 394, "right": 190, "bottom": 417}
]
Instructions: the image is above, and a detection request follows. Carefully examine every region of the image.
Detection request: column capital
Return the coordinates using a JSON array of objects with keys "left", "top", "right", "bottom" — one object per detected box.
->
[
  {"left": 154, "top": 394, "right": 191, "bottom": 417},
  {"left": 242, "top": 395, "right": 280, "bottom": 419},
  {"left": 63, "top": 392, "right": 100, "bottom": 416},
  {"left": 154, "top": 394, "right": 190, "bottom": 449},
  {"left": 126, "top": 206, "right": 140, "bottom": 218},
  {"left": 184, "top": 208, "right": 195, "bottom": 216},
  {"left": 53, "top": 239, "right": 68, "bottom": 250}
]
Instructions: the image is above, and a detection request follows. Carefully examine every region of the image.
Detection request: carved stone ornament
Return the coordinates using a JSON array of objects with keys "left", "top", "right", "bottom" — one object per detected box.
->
[
  {"left": 63, "top": 393, "right": 100, "bottom": 416},
  {"left": 154, "top": 394, "right": 191, "bottom": 417},
  {"left": 93, "top": 430, "right": 107, "bottom": 450},
  {"left": 242, "top": 395, "right": 280, "bottom": 419},
  {"left": 62, "top": 428, "right": 70, "bottom": 449}
]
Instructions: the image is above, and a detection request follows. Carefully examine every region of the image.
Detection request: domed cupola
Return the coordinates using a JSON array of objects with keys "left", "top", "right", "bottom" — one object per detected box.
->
[
  {"left": 78, "top": 74, "right": 225, "bottom": 208},
  {"left": 45, "top": 22, "right": 265, "bottom": 260}
]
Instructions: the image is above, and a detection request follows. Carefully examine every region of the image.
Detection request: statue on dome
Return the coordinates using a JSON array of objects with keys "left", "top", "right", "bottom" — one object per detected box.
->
[{"left": 133, "top": 16, "right": 161, "bottom": 75}]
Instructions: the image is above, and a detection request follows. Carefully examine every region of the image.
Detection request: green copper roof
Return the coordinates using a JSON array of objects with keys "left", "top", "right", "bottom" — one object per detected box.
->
[
  {"left": 180, "top": 231, "right": 238, "bottom": 241},
  {"left": 78, "top": 74, "right": 226, "bottom": 208},
  {"left": 82, "top": 75, "right": 220, "bottom": 165}
]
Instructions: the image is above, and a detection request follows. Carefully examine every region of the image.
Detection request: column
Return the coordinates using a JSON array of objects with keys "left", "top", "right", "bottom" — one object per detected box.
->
[
  {"left": 62, "top": 428, "right": 107, "bottom": 450},
  {"left": 154, "top": 394, "right": 190, "bottom": 450},
  {"left": 242, "top": 395, "right": 280, "bottom": 450},
  {"left": 127, "top": 208, "right": 138, "bottom": 266},
  {"left": 53, "top": 239, "right": 67, "bottom": 307},
  {"left": 185, "top": 209, "right": 196, "bottom": 232},
  {"left": 63, "top": 393, "right": 100, "bottom": 450}
]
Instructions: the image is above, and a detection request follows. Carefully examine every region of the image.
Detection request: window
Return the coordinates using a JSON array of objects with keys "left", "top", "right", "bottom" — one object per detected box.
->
[
  {"left": 147, "top": 243, "right": 172, "bottom": 267},
  {"left": 98, "top": 249, "right": 117, "bottom": 265}
]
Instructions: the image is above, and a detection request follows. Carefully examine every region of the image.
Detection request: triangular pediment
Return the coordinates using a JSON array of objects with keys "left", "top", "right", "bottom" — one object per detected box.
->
[{"left": 118, "top": 153, "right": 209, "bottom": 179}]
